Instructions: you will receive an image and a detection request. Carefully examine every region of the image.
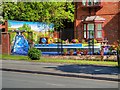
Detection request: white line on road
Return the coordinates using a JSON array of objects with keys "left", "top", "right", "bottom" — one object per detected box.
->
[{"left": 46, "top": 83, "right": 65, "bottom": 86}]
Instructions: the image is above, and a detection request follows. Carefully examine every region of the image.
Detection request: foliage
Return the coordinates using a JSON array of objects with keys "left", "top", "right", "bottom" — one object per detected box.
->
[
  {"left": 62, "top": 40, "right": 66, "bottom": 44},
  {"left": 76, "top": 48, "right": 82, "bottom": 51},
  {"left": 53, "top": 38, "right": 58, "bottom": 43},
  {"left": 94, "top": 39, "right": 97, "bottom": 43},
  {"left": 69, "top": 49, "right": 74, "bottom": 53},
  {"left": 83, "top": 49, "right": 88, "bottom": 55},
  {"left": 18, "top": 24, "right": 32, "bottom": 31},
  {"left": 117, "top": 40, "right": 120, "bottom": 53},
  {"left": 109, "top": 46, "right": 114, "bottom": 52},
  {"left": 69, "top": 49, "right": 74, "bottom": 55},
  {"left": 10, "top": 32, "right": 16, "bottom": 44},
  {"left": 28, "top": 48, "right": 41, "bottom": 60},
  {"left": 82, "top": 39, "right": 87, "bottom": 44},
  {"left": 2, "top": 54, "right": 118, "bottom": 66},
  {"left": 0, "top": 16, "right": 5, "bottom": 24},
  {"left": 63, "top": 48, "right": 67, "bottom": 53},
  {"left": 2, "top": 54, "right": 28, "bottom": 60},
  {"left": 113, "top": 40, "right": 120, "bottom": 53},
  {"left": 18, "top": 24, "right": 35, "bottom": 43},
  {"left": 76, "top": 48, "right": 82, "bottom": 54},
  {"left": 3, "top": 2, "right": 74, "bottom": 29},
  {"left": 53, "top": 38, "right": 62, "bottom": 43}
]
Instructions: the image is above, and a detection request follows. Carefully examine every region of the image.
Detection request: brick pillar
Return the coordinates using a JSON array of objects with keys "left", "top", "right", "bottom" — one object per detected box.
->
[
  {"left": 0, "top": 30, "right": 2, "bottom": 54},
  {"left": 4, "top": 20, "right": 8, "bottom": 32},
  {"left": 0, "top": 45, "right": 1, "bottom": 54},
  {"left": 2, "top": 32, "right": 10, "bottom": 54}
]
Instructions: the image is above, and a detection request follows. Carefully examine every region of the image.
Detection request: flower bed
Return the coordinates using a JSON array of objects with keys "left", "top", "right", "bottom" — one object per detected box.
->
[{"left": 43, "top": 55, "right": 117, "bottom": 62}]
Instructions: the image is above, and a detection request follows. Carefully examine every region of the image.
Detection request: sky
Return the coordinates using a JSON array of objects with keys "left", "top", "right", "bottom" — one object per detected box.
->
[{"left": 8, "top": 20, "right": 54, "bottom": 32}]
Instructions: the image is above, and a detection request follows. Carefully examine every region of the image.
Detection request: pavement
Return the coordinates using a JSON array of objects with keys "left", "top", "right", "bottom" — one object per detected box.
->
[{"left": 1, "top": 60, "right": 120, "bottom": 82}]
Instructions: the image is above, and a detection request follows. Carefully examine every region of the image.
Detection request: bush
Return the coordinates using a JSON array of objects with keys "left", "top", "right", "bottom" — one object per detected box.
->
[
  {"left": 69, "top": 49, "right": 74, "bottom": 53},
  {"left": 63, "top": 48, "right": 67, "bottom": 53},
  {"left": 94, "top": 39, "right": 97, "bottom": 43},
  {"left": 28, "top": 48, "right": 41, "bottom": 60}
]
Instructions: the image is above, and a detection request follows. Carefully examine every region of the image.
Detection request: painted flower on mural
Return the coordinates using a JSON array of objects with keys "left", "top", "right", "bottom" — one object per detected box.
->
[
  {"left": 113, "top": 40, "right": 119, "bottom": 50},
  {"left": 71, "top": 39, "right": 79, "bottom": 43}
]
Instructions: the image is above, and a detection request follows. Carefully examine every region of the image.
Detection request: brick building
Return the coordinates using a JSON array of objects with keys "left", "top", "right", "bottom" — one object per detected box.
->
[
  {"left": 0, "top": 20, "right": 10, "bottom": 54},
  {"left": 74, "top": 1, "right": 120, "bottom": 44}
]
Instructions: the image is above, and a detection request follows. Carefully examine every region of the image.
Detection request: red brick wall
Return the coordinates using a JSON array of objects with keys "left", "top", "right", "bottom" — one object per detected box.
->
[
  {"left": 0, "top": 20, "right": 11, "bottom": 55},
  {"left": 2, "top": 32, "right": 10, "bottom": 54},
  {"left": 0, "top": 45, "right": 2, "bottom": 54},
  {"left": 74, "top": 2, "right": 119, "bottom": 44},
  {"left": 118, "top": 1, "right": 120, "bottom": 40}
]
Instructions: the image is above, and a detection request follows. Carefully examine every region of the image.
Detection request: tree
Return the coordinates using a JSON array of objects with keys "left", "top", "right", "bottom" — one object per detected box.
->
[
  {"left": 2, "top": 2, "right": 74, "bottom": 30},
  {"left": 18, "top": 24, "right": 32, "bottom": 32}
]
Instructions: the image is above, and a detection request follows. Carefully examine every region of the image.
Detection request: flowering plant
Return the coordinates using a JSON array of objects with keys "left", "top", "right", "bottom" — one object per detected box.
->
[
  {"left": 63, "top": 48, "right": 68, "bottom": 55},
  {"left": 71, "top": 39, "right": 79, "bottom": 43}
]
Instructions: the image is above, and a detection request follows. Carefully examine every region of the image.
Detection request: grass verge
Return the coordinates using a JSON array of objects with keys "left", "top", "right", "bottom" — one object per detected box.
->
[{"left": 1, "top": 54, "right": 118, "bottom": 66}]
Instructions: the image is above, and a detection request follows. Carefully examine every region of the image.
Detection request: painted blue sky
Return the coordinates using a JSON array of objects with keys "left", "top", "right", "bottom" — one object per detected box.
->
[{"left": 8, "top": 20, "right": 54, "bottom": 32}]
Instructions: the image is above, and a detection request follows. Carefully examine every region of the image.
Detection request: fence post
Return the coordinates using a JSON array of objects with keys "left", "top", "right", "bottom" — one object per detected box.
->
[{"left": 117, "top": 49, "right": 120, "bottom": 66}]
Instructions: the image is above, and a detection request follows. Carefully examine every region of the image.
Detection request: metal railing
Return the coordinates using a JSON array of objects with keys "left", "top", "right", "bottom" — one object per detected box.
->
[{"left": 88, "top": 30, "right": 94, "bottom": 55}]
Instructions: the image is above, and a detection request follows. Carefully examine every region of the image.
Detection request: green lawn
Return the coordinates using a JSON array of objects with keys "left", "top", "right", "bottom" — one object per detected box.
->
[
  {"left": 2, "top": 54, "right": 28, "bottom": 60},
  {"left": 1, "top": 54, "right": 118, "bottom": 66}
]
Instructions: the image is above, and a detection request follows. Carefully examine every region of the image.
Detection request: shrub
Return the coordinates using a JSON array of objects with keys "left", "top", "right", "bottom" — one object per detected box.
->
[
  {"left": 94, "top": 39, "right": 97, "bottom": 43},
  {"left": 70, "top": 49, "right": 74, "bottom": 52},
  {"left": 28, "top": 48, "right": 41, "bottom": 60},
  {"left": 109, "top": 46, "right": 114, "bottom": 52},
  {"left": 69, "top": 49, "right": 74, "bottom": 55},
  {"left": 76, "top": 48, "right": 82, "bottom": 51},
  {"left": 63, "top": 48, "right": 68, "bottom": 55},
  {"left": 63, "top": 48, "right": 67, "bottom": 53}
]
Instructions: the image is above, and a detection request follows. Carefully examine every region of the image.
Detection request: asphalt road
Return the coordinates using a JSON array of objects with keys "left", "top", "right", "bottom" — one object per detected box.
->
[{"left": 2, "top": 71, "right": 118, "bottom": 88}]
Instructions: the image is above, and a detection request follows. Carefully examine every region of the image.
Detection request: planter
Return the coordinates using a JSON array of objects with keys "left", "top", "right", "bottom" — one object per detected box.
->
[
  {"left": 83, "top": 50, "right": 88, "bottom": 55},
  {"left": 64, "top": 52, "right": 68, "bottom": 56},
  {"left": 63, "top": 48, "right": 68, "bottom": 56},
  {"left": 70, "top": 52, "right": 74, "bottom": 56},
  {"left": 69, "top": 49, "right": 74, "bottom": 56},
  {"left": 76, "top": 50, "right": 81, "bottom": 55}
]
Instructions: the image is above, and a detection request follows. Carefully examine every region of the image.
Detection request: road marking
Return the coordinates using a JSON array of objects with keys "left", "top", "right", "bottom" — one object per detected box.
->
[{"left": 46, "top": 83, "right": 65, "bottom": 86}]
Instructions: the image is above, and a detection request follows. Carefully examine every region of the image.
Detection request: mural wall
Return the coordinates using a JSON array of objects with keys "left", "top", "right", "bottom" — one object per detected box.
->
[{"left": 8, "top": 20, "right": 54, "bottom": 44}]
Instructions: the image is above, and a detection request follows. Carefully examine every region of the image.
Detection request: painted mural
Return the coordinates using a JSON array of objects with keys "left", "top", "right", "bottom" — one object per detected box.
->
[
  {"left": 8, "top": 20, "right": 54, "bottom": 44},
  {"left": 11, "top": 31, "right": 30, "bottom": 55}
]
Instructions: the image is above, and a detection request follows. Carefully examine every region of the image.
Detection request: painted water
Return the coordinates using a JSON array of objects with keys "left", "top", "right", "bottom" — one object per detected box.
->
[{"left": 11, "top": 32, "right": 29, "bottom": 55}]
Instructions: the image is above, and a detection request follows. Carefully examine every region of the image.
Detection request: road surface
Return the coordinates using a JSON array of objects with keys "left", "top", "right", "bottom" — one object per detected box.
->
[{"left": 2, "top": 71, "right": 118, "bottom": 88}]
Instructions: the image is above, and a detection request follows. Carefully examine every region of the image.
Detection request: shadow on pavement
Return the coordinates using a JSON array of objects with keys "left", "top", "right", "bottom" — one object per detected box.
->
[{"left": 44, "top": 64, "right": 120, "bottom": 75}]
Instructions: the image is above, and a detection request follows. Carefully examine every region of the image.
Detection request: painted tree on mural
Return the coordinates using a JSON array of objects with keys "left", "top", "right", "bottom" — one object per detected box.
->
[
  {"left": 18, "top": 24, "right": 32, "bottom": 32},
  {"left": 3, "top": 2, "right": 74, "bottom": 29}
]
